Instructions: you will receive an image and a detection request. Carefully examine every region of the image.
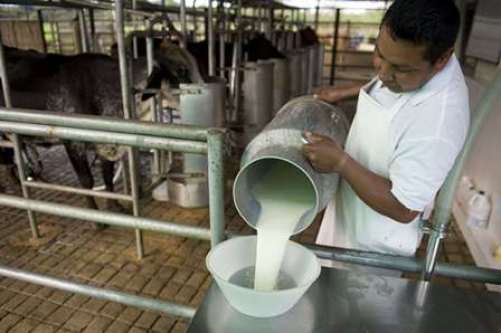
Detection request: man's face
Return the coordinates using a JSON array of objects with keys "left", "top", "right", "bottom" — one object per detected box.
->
[{"left": 373, "top": 25, "right": 449, "bottom": 93}]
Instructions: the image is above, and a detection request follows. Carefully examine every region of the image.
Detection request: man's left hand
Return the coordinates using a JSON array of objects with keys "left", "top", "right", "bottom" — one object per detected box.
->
[{"left": 302, "top": 131, "right": 348, "bottom": 173}]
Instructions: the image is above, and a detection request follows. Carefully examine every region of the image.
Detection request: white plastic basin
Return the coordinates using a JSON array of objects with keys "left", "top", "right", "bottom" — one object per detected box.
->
[{"left": 206, "top": 235, "right": 321, "bottom": 318}]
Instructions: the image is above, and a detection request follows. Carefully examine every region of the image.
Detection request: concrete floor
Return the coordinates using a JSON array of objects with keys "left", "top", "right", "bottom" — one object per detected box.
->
[{"left": 0, "top": 145, "right": 486, "bottom": 332}]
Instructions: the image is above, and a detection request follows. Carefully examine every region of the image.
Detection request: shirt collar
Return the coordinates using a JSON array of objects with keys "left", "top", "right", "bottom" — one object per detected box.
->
[
  {"left": 407, "top": 54, "right": 460, "bottom": 106},
  {"left": 370, "top": 54, "right": 460, "bottom": 106}
]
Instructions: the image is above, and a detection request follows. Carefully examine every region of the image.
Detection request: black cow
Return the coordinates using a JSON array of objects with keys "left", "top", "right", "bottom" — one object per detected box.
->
[
  {"left": 0, "top": 41, "right": 200, "bottom": 216},
  {"left": 186, "top": 33, "right": 286, "bottom": 80},
  {"left": 242, "top": 34, "right": 286, "bottom": 61},
  {"left": 299, "top": 26, "right": 320, "bottom": 47},
  {"left": 111, "top": 33, "right": 285, "bottom": 81}
]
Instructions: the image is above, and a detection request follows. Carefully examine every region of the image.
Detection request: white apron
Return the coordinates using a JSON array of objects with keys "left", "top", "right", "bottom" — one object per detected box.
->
[{"left": 316, "top": 80, "right": 423, "bottom": 259}]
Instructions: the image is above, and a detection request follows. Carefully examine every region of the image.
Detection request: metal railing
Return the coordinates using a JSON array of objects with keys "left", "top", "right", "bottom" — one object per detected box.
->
[
  {"left": 0, "top": 109, "right": 225, "bottom": 319},
  {"left": 0, "top": 0, "right": 225, "bottom": 319}
]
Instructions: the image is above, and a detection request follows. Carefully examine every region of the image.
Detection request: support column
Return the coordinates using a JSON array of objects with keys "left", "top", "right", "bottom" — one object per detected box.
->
[{"left": 329, "top": 8, "right": 340, "bottom": 85}]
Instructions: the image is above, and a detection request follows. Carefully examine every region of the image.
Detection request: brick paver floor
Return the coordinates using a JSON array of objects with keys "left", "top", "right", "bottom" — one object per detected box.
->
[{"left": 0, "top": 146, "right": 487, "bottom": 332}]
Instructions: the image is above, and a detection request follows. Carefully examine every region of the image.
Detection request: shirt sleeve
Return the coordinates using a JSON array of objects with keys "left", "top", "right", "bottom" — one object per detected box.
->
[{"left": 389, "top": 137, "right": 461, "bottom": 212}]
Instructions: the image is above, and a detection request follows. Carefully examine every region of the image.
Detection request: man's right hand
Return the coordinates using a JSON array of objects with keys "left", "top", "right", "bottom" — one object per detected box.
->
[{"left": 313, "top": 82, "right": 366, "bottom": 104}]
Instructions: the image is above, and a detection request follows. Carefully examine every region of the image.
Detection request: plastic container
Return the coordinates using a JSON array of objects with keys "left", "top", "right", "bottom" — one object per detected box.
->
[
  {"left": 206, "top": 236, "right": 321, "bottom": 318},
  {"left": 180, "top": 77, "right": 225, "bottom": 174},
  {"left": 457, "top": 176, "right": 475, "bottom": 209},
  {"left": 466, "top": 191, "right": 491, "bottom": 229}
]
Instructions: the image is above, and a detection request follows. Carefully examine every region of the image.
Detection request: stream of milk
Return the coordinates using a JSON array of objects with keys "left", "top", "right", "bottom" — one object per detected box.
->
[{"left": 251, "top": 162, "right": 315, "bottom": 291}]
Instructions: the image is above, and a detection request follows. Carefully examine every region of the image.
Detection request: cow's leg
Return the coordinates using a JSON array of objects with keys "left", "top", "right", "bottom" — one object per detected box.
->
[
  {"left": 101, "top": 158, "right": 128, "bottom": 214},
  {"left": 0, "top": 145, "right": 13, "bottom": 192},
  {"left": 64, "top": 142, "right": 106, "bottom": 229},
  {"left": 64, "top": 142, "right": 97, "bottom": 209}
]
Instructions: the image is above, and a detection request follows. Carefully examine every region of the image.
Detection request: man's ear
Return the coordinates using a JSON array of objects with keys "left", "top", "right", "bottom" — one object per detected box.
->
[{"left": 432, "top": 48, "right": 454, "bottom": 73}]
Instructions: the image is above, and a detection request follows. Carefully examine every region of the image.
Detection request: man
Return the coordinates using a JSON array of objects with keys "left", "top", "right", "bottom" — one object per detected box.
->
[{"left": 303, "top": 0, "right": 470, "bottom": 260}]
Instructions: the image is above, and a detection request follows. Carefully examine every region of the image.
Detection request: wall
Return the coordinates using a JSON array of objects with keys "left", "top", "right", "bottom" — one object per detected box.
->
[
  {"left": 0, "top": 21, "right": 45, "bottom": 52},
  {"left": 461, "top": 60, "right": 501, "bottom": 265}
]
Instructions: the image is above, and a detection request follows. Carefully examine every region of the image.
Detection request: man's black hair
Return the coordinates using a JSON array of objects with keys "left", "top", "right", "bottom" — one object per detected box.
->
[{"left": 381, "top": 0, "right": 460, "bottom": 64}]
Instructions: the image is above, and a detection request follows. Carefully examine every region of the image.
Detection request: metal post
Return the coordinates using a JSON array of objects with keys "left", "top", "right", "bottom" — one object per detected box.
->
[
  {"left": 314, "top": 0, "right": 320, "bottom": 31},
  {"left": 265, "top": 1, "right": 273, "bottom": 40},
  {"left": 207, "top": 129, "right": 225, "bottom": 247},
  {"left": 421, "top": 64, "right": 501, "bottom": 281},
  {"left": 78, "top": 9, "right": 88, "bottom": 53},
  {"left": 55, "top": 22, "right": 63, "bottom": 53},
  {"left": 114, "top": 0, "right": 144, "bottom": 260},
  {"left": 114, "top": 6, "right": 132, "bottom": 118},
  {"left": 132, "top": 0, "right": 138, "bottom": 59},
  {"left": 208, "top": 0, "right": 215, "bottom": 76},
  {"left": 49, "top": 22, "right": 57, "bottom": 53},
  {"left": 192, "top": 5, "right": 199, "bottom": 39},
  {"left": 454, "top": 0, "right": 467, "bottom": 63},
  {"left": 230, "top": 35, "right": 238, "bottom": 121},
  {"left": 251, "top": 7, "right": 257, "bottom": 32},
  {"left": 204, "top": 9, "right": 209, "bottom": 41},
  {"left": 236, "top": 0, "right": 243, "bottom": 115},
  {"left": 230, "top": 0, "right": 243, "bottom": 123},
  {"left": 146, "top": 22, "right": 162, "bottom": 181},
  {"left": 258, "top": 5, "right": 263, "bottom": 35},
  {"left": 89, "top": 8, "right": 96, "bottom": 52},
  {"left": 0, "top": 41, "right": 40, "bottom": 240},
  {"left": 180, "top": 0, "right": 187, "bottom": 46},
  {"left": 37, "top": 10, "right": 47, "bottom": 53},
  {"left": 218, "top": 0, "right": 226, "bottom": 78},
  {"left": 281, "top": 8, "right": 287, "bottom": 51},
  {"left": 330, "top": 8, "right": 340, "bottom": 85}
]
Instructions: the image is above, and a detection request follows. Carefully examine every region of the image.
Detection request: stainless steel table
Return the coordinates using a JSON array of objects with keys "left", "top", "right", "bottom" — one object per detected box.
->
[{"left": 188, "top": 267, "right": 501, "bottom": 333}]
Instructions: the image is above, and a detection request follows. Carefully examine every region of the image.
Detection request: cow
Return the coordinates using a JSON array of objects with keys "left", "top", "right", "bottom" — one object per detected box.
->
[
  {"left": 299, "top": 26, "right": 320, "bottom": 47},
  {"left": 111, "top": 33, "right": 285, "bottom": 81},
  {"left": 185, "top": 33, "right": 286, "bottom": 80},
  {"left": 0, "top": 40, "right": 201, "bottom": 219}
]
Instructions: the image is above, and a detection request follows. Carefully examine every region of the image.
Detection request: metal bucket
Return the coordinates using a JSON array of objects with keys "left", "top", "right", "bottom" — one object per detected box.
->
[
  {"left": 287, "top": 51, "right": 302, "bottom": 98},
  {"left": 307, "top": 46, "right": 317, "bottom": 94},
  {"left": 180, "top": 77, "right": 225, "bottom": 174},
  {"left": 167, "top": 173, "right": 209, "bottom": 208},
  {"left": 277, "top": 33, "right": 287, "bottom": 52},
  {"left": 299, "top": 48, "right": 310, "bottom": 95},
  {"left": 271, "top": 58, "right": 291, "bottom": 115},
  {"left": 242, "top": 60, "right": 275, "bottom": 139},
  {"left": 233, "top": 96, "right": 349, "bottom": 234},
  {"left": 316, "top": 44, "right": 325, "bottom": 87},
  {"left": 287, "top": 31, "right": 295, "bottom": 50}
]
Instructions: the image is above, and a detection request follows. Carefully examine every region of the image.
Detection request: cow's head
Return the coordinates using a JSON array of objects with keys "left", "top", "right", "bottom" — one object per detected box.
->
[
  {"left": 299, "top": 27, "right": 320, "bottom": 47},
  {"left": 135, "top": 39, "right": 204, "bottom": 121},
  {"left": 141, "top": 40, "right": 203, "bottom": 101},
  {"left": 243, "top": 34, "right": 286, "bottom": 62}
]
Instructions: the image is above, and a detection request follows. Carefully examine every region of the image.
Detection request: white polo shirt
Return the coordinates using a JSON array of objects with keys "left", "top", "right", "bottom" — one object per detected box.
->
[{"left": 369, "top": 55, "right": 470, "bottom": 212}]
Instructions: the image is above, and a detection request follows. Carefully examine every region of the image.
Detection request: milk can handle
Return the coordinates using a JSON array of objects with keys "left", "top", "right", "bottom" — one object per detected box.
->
[{"left": 468, "top": 191, "right": 484, "bottom": 207}]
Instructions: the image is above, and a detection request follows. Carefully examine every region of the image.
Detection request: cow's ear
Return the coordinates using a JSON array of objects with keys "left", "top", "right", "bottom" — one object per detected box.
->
[{"left": 141, "top": 65, "right": 164, "bottom": 101}]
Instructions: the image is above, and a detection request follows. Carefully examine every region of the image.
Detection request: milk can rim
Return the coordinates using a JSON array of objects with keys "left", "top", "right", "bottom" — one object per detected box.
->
[{"left": 233, "top": 155, "right": 320, "bottom": 235}]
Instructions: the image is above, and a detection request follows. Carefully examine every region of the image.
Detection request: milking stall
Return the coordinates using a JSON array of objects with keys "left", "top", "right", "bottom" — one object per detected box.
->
[{"left": 0, "top": 0, "right": 500, "bottom": 331}]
